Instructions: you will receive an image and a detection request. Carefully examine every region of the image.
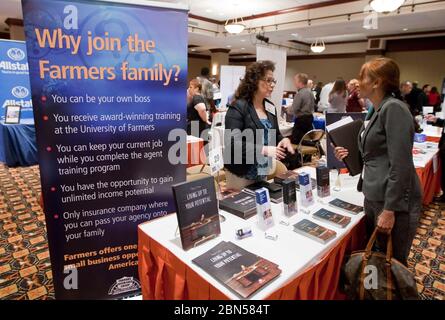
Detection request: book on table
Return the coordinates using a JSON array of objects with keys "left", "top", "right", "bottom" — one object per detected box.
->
[
  {"left": 192, "top": 241, "right": 281, "bottom": 298},
  {"left": 172, "top": 176, "right": 221, "bottom": 250},
  {"left": 218, "top": 190, "right": 257, "bottom": 219},
  {"left": 293, "top": 219, "right": 337, "bottom": 244},
  {"left": 312, "top": 208, "right": 351, "bottom": 228},
  {"left": 328, "top": 198, "right": 364, "bottom": 215}
]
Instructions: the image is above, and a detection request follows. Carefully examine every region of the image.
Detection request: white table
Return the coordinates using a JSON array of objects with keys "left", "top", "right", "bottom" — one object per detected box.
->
[
  {"left": 413, "top": 141, "right": 439, "bottom": 170},
  {"left": 423, "top": 125, "right": 442, "bottom": 142},
  {"left": 138, "top": 167, "right": 365, "bottom": 300}
]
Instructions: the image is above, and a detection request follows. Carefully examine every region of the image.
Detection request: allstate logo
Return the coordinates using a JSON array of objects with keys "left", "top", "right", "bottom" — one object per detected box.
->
[
  {"left": 11, "top": 86, "right": 29, "bottom": 99},
  {"left": 108, "top": 276, "right": 141, "bottom": 296},
  {"left": 7, "top": 48, "right": 25, "bottom": 61}
]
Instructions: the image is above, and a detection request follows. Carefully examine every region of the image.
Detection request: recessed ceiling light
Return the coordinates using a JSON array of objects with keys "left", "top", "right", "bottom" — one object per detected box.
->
[
  {"left": 291, "top": 33, "right": 299, "bottom": 37},
  {"left": 226, "top": 45, "right": 232, "bottom": 48},
  {"left": 240, "top": 39, "right": 246, "bottom": 42},
  {"left": 191, "top": 48, "right": 196, "bottom": 52},
  {"left": 241, "top": 47, "right": 245, "bottom": 50},
  {"left": 403, "top": 28, "right": 408, "bottom": 31}
]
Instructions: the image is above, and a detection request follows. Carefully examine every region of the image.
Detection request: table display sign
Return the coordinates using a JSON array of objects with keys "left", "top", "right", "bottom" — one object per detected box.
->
[
  {"left": 22, "top": 0, "right": 187, "bottom": 299},
  {"left": 4, "top": 105, "right": 22, "bottom": 124},
  {"left": 0, "top": 39, "right": 33, "bottom": 121},
  {"left": 172, "top": 176, "right": 221, "bottom": 250}
]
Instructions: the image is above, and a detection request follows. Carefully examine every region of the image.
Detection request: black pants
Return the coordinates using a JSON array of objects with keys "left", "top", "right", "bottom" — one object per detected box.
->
[
  {"left": 290, "top": 114, "right": 313, "bottom": 144},
  {"left": 363, "top": 198, "right": 421, "bottom": 266}
]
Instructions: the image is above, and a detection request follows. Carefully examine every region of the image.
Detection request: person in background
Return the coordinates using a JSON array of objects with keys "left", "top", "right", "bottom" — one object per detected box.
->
[
  {"left": 187, "top": 79, "right": 210, "bottom": 138},
  {"left": 211, "top": 77, "right": 221, "bottom": 108},
  {"left": 318, "top": 81, "right": 334, "bottom": 112},
  {"left": 334, "top": 57, "right": 421, "bottom": 266},
  {"left": 197, "top": 67, "right": 214, "bottom": 110},
  {"left": 307, "top": 79, "right": 314, "bottom": 89},
  {"left": 314, "top": 81, "right": 323, "bottom": 106},
  {"left": 424, "top": 113, "right": 445, "bottom": 201},
  {"left": 399, "top": 81, "right": 421, "bottom": 132},
  {"left": 307, "top": 79, "right": 318, "bottom": 101},
  {"left": 429, "top": 86, "right": 442, "bottom": 111},
  {"left": 405, "top": 81, "right": 423, "bottom": 115},
  {"left": 400, "top": 81, "right": 413, "bottom": 104},
  {"left": 224, "top": 60, "right": 294, "bottom": 190},
  {"left": 346, "top": 79, "right": 364, "bottom": 112},
  {"left": 287, "top": 73, "right": 315, "bottom": 144},
  {"left": 419, "top": 84, "right": 431, "bottom": 107},
  {"left": 327, "top": 79, "right": 347, "bottom": 113}
]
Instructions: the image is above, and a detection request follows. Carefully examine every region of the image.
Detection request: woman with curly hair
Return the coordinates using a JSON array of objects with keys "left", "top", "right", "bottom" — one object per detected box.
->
[{"left": 223, "top": 60, "right": 294, "bottom": 190}]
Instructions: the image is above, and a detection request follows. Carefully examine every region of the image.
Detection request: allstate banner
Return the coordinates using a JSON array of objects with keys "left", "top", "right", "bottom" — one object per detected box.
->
[
  {"left": 22, "top": 0, "right": 187, "bottom": 299},
  {"left": 0, "top": 39, "right": 33, "bottom": 120}
]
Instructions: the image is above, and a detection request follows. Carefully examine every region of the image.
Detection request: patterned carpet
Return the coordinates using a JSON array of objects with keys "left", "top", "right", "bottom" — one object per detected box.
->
[{"left": 0, "top": 163, "right": 444, "bottom": 300}]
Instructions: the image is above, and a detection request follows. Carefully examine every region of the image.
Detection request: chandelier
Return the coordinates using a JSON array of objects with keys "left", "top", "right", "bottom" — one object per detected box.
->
[
  {"left": 370, "top": 0, "right": 405, "bottom": 13},
  {"left": 311, "top": 39, "right": 325, "bottom": 53},
  {"left": 225, "top": 17, "right": 246, "bottom": 34}
]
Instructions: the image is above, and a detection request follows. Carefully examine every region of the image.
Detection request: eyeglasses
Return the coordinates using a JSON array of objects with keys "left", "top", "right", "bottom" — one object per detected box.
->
[{"left": 262, "top": 78, "right": 277, "bottom": 85}]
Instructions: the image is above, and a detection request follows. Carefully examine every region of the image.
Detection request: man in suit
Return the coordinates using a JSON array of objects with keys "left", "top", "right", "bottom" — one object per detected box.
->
[{"left": 405, "top": 82, "right": 423, "bottom": 116}]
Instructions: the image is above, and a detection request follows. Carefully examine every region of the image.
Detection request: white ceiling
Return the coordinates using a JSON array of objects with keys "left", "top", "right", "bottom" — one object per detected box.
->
[
  {"left": 181, "top": 0, "right": 332, "bottom": 21},
  {"left": 1, "top": 0, "right": 445, "bottom": 57},
  {"left": 0, "top": 0, "right": 335, "bottom": 30},
  {"left": 188, "top": 7, "right": 445, "bottom": 56}
]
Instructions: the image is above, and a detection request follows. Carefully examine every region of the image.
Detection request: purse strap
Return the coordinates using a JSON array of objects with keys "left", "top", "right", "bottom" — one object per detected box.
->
[{"left": 359, "top": 228, "right": 394, "bottom": 300}]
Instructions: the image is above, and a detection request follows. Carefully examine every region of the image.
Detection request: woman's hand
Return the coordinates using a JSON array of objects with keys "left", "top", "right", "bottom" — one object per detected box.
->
[
  {"left": 262, "top": 146, "right": 286, "bottom": 160},
  {"left": 277, "top": 138, "right": 295, "bottom": 155},
  {"left": 377, "top": 210, "right": 395, "bottom": 234},
  {"left": 334, "top": 146, "right": 349, "bottom": 160}
]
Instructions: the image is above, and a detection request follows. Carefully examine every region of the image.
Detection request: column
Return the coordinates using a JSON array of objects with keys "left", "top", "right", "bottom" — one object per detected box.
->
[{"left": 209, "top": 48, "right": 230, "bottom": 82}]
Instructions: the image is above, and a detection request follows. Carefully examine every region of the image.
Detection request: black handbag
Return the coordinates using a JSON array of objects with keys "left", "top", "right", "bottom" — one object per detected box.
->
[{"left": 343, "top": 229, "right": 419, "bottom": 300}]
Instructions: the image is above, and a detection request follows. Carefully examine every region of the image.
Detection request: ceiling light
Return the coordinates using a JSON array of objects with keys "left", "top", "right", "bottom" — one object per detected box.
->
[
  {"left": 226, "top": 45, "right": 232, "bottom": 48},
  {"left": 191, "top": 48, "right": 196, "bottom": 52},
  {"left": 310, "top": 39, "right": 325, "bottom": 53},
  {"left": 403, "top": 28, "right": 408, "bottom": 31},
  {"left": 240, "top": 39, "right": 246, "bottom": 42},
  {"left": 241, "top": 47, "right": 245, "bottom": 50},
  {"left": 206, "top": 9, "right": 213, "bottom": 13},
  {"left": 291, "top": 33, "right": 299, "bottom": 37},
  {"left": 225, "top": 17, "right": 246, "bottom": 34},
  {"left": 370, "top": 0, "right": 405, "bottom": 13}
]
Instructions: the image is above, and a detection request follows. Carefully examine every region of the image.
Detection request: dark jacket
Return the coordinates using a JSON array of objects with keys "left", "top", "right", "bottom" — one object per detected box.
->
[
  {"left": 358, "top": 96, "right": 422, "bottom": 212},
  {"left": 224, "top": 98, "right": 283, "bottom": 177},
  {"left": 405, "top": 87, "right": 423, "bottom": 115}
]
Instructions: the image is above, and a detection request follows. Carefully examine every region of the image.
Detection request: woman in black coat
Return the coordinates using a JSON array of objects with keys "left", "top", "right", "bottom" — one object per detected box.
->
[{"left": 224, "top": 60, "right": 294, "bottom": 190}]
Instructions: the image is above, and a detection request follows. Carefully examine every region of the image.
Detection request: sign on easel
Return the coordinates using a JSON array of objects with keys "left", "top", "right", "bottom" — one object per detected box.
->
[{"left": 22, "top": 0, "right": 188, "bottom": 299}]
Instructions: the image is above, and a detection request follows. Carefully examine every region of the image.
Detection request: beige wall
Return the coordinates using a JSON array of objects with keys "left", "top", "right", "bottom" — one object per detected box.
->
[
  {"left": 284, "top": 57, "right": 365, "bottom": 91},
  {"left": 386, "top": 50, "right": 445, "bottom": 89},
  {"left": 188, "top": 57, "right": 210, "bottom": 84},
  {"left": 190, "top": 50, "right": 445, "bottom": 93}
]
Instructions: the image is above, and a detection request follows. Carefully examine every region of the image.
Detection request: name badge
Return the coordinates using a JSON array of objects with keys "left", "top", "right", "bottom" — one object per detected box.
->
[{"left": 265, "top": 101, "right": 276, "bottom": 115}]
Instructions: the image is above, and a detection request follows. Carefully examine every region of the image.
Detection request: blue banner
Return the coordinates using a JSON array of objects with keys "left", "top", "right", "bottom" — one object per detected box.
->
[
  {"left": 0, "top": 39, "right": 33, "bottom": 120},
  {"left": 22, "top": 0, "right": 187, "bottom": 299}
]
